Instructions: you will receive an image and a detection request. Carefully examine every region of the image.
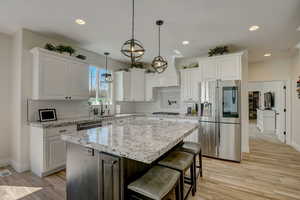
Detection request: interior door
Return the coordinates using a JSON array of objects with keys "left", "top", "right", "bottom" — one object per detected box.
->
[
  {"left": 276, "top": 81, "right": 287, "bottom": 143},
  {"left": 199, "top": 121, "right": 218, "bottom": 158},
  {"left": 218, "top": 80, "right": 241, "bottom": 124}
]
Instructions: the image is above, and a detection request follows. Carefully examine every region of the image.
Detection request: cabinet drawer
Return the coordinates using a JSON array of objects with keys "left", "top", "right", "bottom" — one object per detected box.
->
[{"left": 45, "top": 125, "right": 76, "bottom": 137}]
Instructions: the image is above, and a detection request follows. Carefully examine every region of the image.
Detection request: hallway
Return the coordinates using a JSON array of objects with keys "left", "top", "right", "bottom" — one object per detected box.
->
[{"left": 1, "top": 126, "right": 300, "bottom": 200}]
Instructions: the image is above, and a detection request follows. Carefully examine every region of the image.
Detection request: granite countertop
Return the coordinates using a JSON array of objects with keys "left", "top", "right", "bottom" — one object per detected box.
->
[
  {"left": 29, "top": 113, "right": 200, "bottom": 128},
  {"left": 61, "top": 117, "right": 199, "bottom": 164},
  {"left": 29, "top": 114, "right": 142, "bottom": 128}
]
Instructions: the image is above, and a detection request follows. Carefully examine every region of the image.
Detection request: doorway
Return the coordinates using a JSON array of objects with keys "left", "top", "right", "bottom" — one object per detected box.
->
[{"left": 248, "top": 80, "right": 290, "bottom": 144}]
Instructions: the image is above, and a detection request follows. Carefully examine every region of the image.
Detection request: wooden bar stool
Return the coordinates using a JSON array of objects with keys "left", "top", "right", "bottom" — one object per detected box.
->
[
  {"left": 128, "top": 165, "right": 181, "bottom": 200},
  {"left": 178, "top": 141, "right": 203, "bottom": 194},
  {"left": 158, "top": 151, "right": 195, "bottom": 200}
]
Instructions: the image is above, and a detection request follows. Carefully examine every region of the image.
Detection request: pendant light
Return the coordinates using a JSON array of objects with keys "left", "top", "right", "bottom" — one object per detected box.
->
[
  {"left": 102, "top": 52, "right": 113, "bottom": 83},
  {"left": 121, "top": 0, "right": 145, "bottom": 66},
  {"left": 152, "top": 20, "right": 168, "bottom": 73}
]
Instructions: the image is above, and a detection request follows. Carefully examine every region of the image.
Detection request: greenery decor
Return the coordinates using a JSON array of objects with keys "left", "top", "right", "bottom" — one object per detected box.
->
[
  {"left": 76, "top": 54, "right": 86, "bottom": 60},
  {"left": 64, "top": 46, "right": 75, "bottom": 56},
  {"left": 208, "top": 46, "right": 229, "bottom": 57},
  {"left": 130, "top": 62, "right": 144, "bottom": 69},
  {"left": 44, "top": 43, "right": 85, "bottom": 59},
  {"left": 45, "top": 43, "right": 56, "bottom": 51}
]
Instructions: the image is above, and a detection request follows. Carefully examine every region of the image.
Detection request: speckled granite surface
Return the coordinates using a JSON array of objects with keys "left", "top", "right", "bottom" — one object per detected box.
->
[
  {"left": 30, "top": 113, "right": 200, "bottom": 128},
  {"left": 29, "top": 114, "right": 142, "bottom": 128},
  {"left": 61, "top": 117, "right": 199, "bottom": 164}
]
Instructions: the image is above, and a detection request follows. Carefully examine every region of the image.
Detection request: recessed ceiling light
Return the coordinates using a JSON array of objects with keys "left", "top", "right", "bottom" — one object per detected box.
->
[
  {"left": 249, "top": 25, "right": 260, "bottom": 31},
  {"left": 75, "top": 19, "right": 86, "bottom": 25},
  {"left": 264, "top": 53, "right": 271, "bottom": 57},
  {"left": 182, "top": 41, "right": 190, "bottom": 45}
]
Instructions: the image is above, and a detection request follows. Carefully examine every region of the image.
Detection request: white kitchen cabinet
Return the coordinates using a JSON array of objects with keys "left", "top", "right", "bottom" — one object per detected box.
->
[
  {"left": 180, "top": 68, "right": 201, "bottom": 102},
  {"left": 200, "top": 61, "right": 218, "bottom": 81},
  {"left": 31, "top": 47, "right": 89, "bottom": 100},
  {"left": 115, "top": 71, "right": 131, "bottom": 101},
  {"left": 30, "top": 125, "right": 76, "bottom": 177},
  {"left": 200, "top": 53, "right": 242, "bottom": 81},
  {"left": 46, "top": 135, "right": 66, "bottom": 170},
  {"left": 145, "top": 73, "right": 157, "bottom": 101},
  {"left": 68, "top": 61, "right": 90, "bottom": 99},
  {"left": 115, "top": 68, "right": 145, "bottom": 102},
  {"left": 130, "top": 68, "right": 145, "bottom": 101}
]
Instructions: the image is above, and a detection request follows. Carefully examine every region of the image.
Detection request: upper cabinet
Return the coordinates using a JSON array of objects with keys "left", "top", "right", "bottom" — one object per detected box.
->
[
  {"left": 115, "top": 68, "right": 145, "bottom": 102},
  {"left": 31, "top": 48, "right": 89, "bottom": 100},
  {"left": 200, "top": 53, "right": 242, "bottom": 81},
  {"left": 145, "top": 73, "right": 156, "bottom": 101},
  {"left": 180, "top": 68, "right": 202, "bottom": 102}
]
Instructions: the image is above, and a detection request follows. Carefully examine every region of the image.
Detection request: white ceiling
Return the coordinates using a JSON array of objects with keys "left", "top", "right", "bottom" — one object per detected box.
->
[{"left": 0, "top": 0, "right": 299, "bottom": 63}]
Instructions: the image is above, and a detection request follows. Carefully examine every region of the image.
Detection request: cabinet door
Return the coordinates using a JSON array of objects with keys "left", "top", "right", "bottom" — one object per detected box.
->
[
  {"left": 39, "top": 54, "right": 68, "bottom": 99},
  {"left": 66, "top": 143, "right": 98, "bottom": 200},
  {"left": 68, "top": 62, "right": 89, "bottom": 100},
  {"left": 130, "top": 69, "right": 145, "bottom": 101},
  {"left": 99, "top": 153, "right": 120, "bottom": 200},
  {"left": 218, "top": 57, "right": 241, "bottom": 80},
  {"left": 201, "top": 61, "right": 219, "bottom": 81},
  {"left": 180, "top": 70, "right": 189, "bottom": 101},
  {"left": 46, "top": 136, "right": 66, "bottom": 170},
  {"left": 190, "top": 69, "right": 201, "bottom": 101},
  {"left": 145, "top": 74, "right": 155, "bottom": 101},
  {"left": 123, "top": 72, "right": 131, "bottom": 101}
]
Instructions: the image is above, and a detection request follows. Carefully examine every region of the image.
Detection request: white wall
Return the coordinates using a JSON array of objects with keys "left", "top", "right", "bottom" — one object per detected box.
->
[
  {"left": 0, "top": 33, "right": 12, "bottom": 167},
  {"left": 10, "top": 28, "right": 128, "bottom": 172},
  {"left": 291, "top": 49, "right": 300, "bottom": 151},
  {"left": 248, "top": 55, "right": 292, "bottom": 81}
]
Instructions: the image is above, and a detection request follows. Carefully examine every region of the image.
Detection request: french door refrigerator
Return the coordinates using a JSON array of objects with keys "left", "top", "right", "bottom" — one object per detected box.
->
[{"left": 199, "top": 80, "right": 241, "bottom": 162}]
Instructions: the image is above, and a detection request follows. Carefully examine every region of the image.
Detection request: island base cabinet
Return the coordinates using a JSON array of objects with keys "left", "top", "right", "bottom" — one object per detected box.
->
[
  {"left": 66, "top": 143, "right": 99, "bottom": 200},
  {"left": 99, "top": 153, "right": 120, "bottom": 200}
]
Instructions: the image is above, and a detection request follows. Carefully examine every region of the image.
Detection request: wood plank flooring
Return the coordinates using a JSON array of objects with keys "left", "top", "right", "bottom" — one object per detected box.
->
[{"left": 1, "top": 127, "right": 300, "bottom": 200}]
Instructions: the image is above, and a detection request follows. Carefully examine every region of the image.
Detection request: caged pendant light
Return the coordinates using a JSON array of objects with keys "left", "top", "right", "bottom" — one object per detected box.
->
[
  {"left": 121, "top": 0, "right": 145, "bottom": 66},
  {"left": 152, "top": 20, "right": 168, "bottom": 73},
  {"left": 102, "top": 52, "right": 113, "bottom": 83}
]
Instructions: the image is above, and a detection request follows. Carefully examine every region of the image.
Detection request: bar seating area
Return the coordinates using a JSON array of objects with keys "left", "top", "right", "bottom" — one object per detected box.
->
[{"left": 128, "top": 142, "right": 203, "bottom": 200}]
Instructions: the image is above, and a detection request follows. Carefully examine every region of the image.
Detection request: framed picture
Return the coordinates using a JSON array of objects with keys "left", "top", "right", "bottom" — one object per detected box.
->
[{"left": 38, "top": 109, "right": 57, "bottom": 122}]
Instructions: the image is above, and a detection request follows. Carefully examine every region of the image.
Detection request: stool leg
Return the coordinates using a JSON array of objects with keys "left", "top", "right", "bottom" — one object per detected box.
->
[
  {"left": 199, "top": 151, "right": 203, "bottom": 177},
  {"left": 190, "top": 161, "right": 195, "bottom": 196},
  {"left": 175, "top": 180, "right": 181, "bottom": 200},
  {"left": 193, "top": 156, "right": 197, "bottom": 193},
  {"left": 180, "top": 172, "right": 184, "bottom": 200}
]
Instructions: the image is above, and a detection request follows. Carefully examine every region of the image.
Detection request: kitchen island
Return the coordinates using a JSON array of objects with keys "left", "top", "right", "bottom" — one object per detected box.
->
[{"left": 61, "top": 116, "right": 199, "bottom": 200}]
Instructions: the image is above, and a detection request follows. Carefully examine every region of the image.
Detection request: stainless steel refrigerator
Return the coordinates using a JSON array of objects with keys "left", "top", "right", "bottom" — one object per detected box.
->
[{"left": 199, "top": 80, "right": 241, "bottom": 162}]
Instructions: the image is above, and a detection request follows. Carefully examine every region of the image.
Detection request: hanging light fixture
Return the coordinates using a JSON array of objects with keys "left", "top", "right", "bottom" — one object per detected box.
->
[
  {"left": 152, "top": 20, "right": 168, "bottom": 73},
  {"left": 121, "top": 0, "right": 145, "bottom": 66},
  {"left": 102, "top": 52, "right": 113, "bottom": 83}
]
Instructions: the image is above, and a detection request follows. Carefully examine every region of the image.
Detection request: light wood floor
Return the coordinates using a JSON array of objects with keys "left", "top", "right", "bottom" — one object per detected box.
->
[{"left": 1, "top": 127, "right": 300, "bottom": 200}]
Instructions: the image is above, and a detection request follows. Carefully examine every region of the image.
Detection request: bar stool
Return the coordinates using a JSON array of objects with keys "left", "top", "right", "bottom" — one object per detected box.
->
[
  {"left": 158, "top": 151, "right": 195, "bottom": 200},
  {"left": 177, "top": 142, "right": 203, "bottom": 194},
  {"left": 128, "top": 165, "right": 181, "bottom": 200}
]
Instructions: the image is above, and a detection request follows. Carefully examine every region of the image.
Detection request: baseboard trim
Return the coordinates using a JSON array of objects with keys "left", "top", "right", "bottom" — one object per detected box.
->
[
  {"left": 10, "top": 160, "right": 30, "bottom": 173},
  {"left": 291, "top": 142, "right": 300, "bottom": 152},
  {"left": 0, "top": 158, "right": 10, "bottom": 168}
]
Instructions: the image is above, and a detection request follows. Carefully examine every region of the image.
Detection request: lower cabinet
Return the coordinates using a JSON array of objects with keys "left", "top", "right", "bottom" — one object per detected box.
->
[
  {"left": 99, "top": 153, "right": 120, "bottom": 200},
  {"left": 66, "top": 143, "right": 121, "bottom": 200},
  {"left": 30, "top": 125, "right": 76, "bottom": 177},
  {"left": 46, "top": 135, "right": 66, "bottom": 171}
]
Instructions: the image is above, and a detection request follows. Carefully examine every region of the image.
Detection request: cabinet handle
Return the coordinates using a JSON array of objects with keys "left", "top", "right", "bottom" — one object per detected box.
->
[
  {"left": 65, "top": 96, "right": 68, "bottom": 100},
  {"left": 111, "top": 160, "right": 117, "bottom": 165},
  {"left": 59, "top": 129, "right": 67, "bottom": 133}
]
